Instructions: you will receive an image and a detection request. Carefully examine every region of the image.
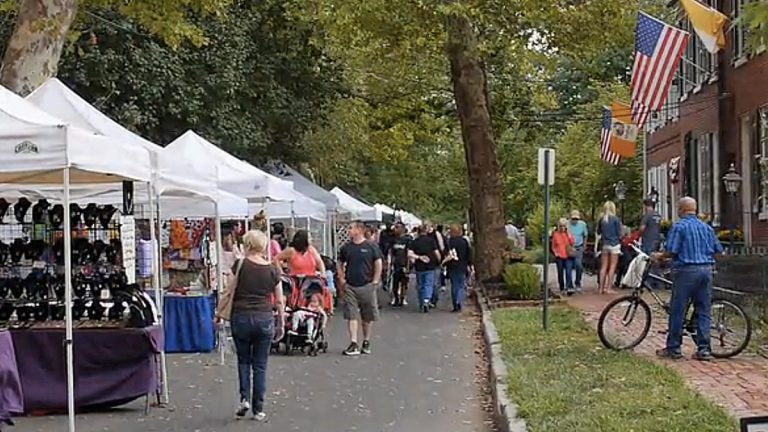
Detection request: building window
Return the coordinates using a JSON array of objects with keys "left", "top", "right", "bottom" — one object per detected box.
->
[
  {"left": 758, "top": 108, "right": 768, "bottom": 219},
  {"left": 698, "top": 133, "right": 714, "bottom": 218},
  {"left": 682, "top": 18, "right": 697, "bottom": 92},
  {"left": 731, "top": 0, "right": 747, "bottom": 63}
]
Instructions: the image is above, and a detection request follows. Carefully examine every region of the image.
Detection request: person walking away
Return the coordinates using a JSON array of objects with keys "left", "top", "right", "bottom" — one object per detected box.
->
[
  {"left": 551, "top": 219, "right": 576, "bottom": 295},
  {"left": 597, "top": 201, "right": 622, "bottom": 294},
  {"left": 653, "top": 197, "right": 722, "bottom": 361},
  {"left": 567, "top": 210, "right": 588, "bottom": 292},
  {"left": 390, "top": 222, "right": 412, "bottom": 307},
  {"left": 427, "top": 223, "right": 445, "bottom": 307},
  {"left": 338, "top": 221, "right": 383, "bottom": 356},
  {"left": 408, "top": 225, "right": 441, "bottom": 313},
  {"left": 639, "top": 198, "right": 662, "bottom": 254},
  {"left": 505, "top": 220, "right": 520, "bottom": 247},
  {"left": 269, "top": 222, "right": 285, "bottom": 259},
  {"left": 444, "top": 224, "right": 473, "bottom": 312},
  {"left": 273, "top": 229, "right": 326, "bottom": 276},
  {"left": 215, "top": 230, "right": 285, "bottom": 421}
]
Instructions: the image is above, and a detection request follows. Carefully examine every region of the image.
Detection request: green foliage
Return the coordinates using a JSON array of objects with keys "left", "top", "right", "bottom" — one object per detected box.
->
[
  {"left": 526, "top": 201, "right": 566, "bottom": 247},
  {"left": 745, "top": 2, "right": 768, "bottom": 54},
  {"left": 4, "top": 1, "right": 344, "bottom": 164},
  {"left": 493, "top": 307, "right": 737, "bottom": 431},
  {"left": 502, "top": 263, "right": 541, "bottom": 300},
  {"left": 523, "top": 246, "right": 545, "bottom": 265}
]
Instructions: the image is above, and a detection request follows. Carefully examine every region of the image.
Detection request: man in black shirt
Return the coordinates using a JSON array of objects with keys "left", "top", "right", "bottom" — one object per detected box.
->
[
  {"left": 428, "top": 223, "right": 446, "bottom": 307},
  {"left": 408, "top": 225, "right": 441, "bottom": 313},
  {"left": 389, "top": 222, "right": 412, "bottom": 307},
  {"left": 338, "top": 221, "right": 383, "bottom": 356}
]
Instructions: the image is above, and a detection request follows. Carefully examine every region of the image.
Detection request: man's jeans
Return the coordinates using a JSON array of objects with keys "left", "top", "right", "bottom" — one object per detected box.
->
[
  {"left": 430, "top": 267, "right": 443, "bottom": 305},
  {"left": 417, "top": 270, "right": 436, "bottom": 307},
  {"left": 231, "top": 312, "right": 274, "bottom": 412},
  {"left": 449, "top": 268, "right": 468, "bottom": 309},
  {"left": 666, "top": 265, "right": 713, "bottom": 354},
  {"left": 572, "top": 246, "right": 584, "bottom": 287}
]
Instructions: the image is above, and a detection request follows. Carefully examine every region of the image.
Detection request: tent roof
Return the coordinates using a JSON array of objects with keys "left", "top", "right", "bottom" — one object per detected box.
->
[
  {"left": 330, "top": 187, "right": 380, "bottom": 221},
  {"left": 26, "top": 79, "right": 238, "bottom": 207},
  {"left": 0, "top": 85, "right": 151, "bottom": 184},
  {"left": 265, "top": 162, "right": 339, "bottom": 209}
]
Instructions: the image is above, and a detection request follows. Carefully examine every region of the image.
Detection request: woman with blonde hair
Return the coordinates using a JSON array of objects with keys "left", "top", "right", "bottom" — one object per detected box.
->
[
  {"left": 216, "top": 229, "right": 285, "bottom": 421},
  {"left": 597, "top": 201, "right": 622, "bottom": 294}
]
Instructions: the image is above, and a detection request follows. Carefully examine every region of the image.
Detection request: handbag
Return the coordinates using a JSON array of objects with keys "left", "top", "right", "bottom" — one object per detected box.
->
[{"left": 215, "top": 259, "right": 245, "bottom": 321}]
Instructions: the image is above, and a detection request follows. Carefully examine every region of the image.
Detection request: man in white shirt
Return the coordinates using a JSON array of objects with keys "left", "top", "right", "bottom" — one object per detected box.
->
[{"left": 505, "top": 221, "right": 519, "bottom": 247}]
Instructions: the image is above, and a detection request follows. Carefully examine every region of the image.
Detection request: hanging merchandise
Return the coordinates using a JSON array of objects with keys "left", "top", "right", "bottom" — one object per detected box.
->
[
  {"left": 14, "top": 198, "right": 32, "bottom": 223},
  {"left": 31, "top": 199, "right": 50, "bottom": 224},
  {"left": 98, "top": 205, "right": 118, "bottom": 229},
  {"left": 48, "top": 204, "right": 64, "bottom": 229},
  {"left": 0, "top": 198, "right": 9, "bottom": 223},
  {"left": 170, "top": 220, "right": 191, "bottom": 250},
  {"left": 83, "top": 203, "right": 99, "bottom": 228}
]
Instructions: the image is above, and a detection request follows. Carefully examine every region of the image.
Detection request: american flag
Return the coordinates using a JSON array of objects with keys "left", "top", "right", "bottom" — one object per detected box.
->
[
  {"left": 630, "top": 12, "right": 689, "bottom": 129},
  {"left": 601, "top": 107, "right": 621, "bottom": 165}
]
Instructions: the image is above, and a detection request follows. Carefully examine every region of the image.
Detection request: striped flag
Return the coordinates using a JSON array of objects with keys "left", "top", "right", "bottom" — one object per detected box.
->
[
  {"left": 630, "top": 12, "right": 689, "bottom": 129},
  {"left": 601, "top": 107, "right": 621, "bottom": 165}
]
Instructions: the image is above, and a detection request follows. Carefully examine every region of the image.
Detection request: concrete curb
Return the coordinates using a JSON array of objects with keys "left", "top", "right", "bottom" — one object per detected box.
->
[{"left": 477, "top": 286, "right": 529, "bottom": 432}]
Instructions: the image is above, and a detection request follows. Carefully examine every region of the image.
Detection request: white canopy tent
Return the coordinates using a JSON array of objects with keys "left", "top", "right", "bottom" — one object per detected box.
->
[
  {"left": 396, "top": 210, "right": 423, "bottom": 228},
  {"left": 0, "top": 84, "right": 153, "bottom": 432},
  {"left": 265, "top": 162, "right": 339, "bottom": 210},
  {"left": 330, "top": 187, "right": 380, "bottom": 221}
]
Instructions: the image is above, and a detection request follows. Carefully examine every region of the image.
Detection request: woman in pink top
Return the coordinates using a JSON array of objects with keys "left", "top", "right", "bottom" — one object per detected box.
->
[
  {"left": 274, "top": 230, "right": 325, "bottom": 276},
  {"left": 551, "top": 218, "right": 576, "bottom": 295}
]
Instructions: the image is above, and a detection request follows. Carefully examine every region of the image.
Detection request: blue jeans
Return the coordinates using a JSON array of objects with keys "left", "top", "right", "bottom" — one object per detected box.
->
[
  {"left": 430, "top": 267, "right": 444, "bottom": 304},
  {"left": 417, "top": 270, "right": 436, "bottom": 306},
  {"left": 572, "top": 246, "right": 584, "bottom": 287},
  {"left": 666, "top": 265, "right": 712, "bottom": 354},
  {"left": 449, "top": 268, "right": 468, "bottom": 309},
  {"left": 555, "top": 257, "right": 574, "bottom": 291},
  {"left": 231, "top": 312, "right": 274, "bottom": 412}
]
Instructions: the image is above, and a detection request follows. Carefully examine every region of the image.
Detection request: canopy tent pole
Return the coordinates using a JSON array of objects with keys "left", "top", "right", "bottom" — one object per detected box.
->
[
  {"left": 63, "top": 167, "right": 76, "bottom": 432},
  {"left": 214, "top": 207, "right": 225, "bottom": 366},
  {"left": 290, "top": 201, "right": 295, "bottom": 229},
  {"left": 147, "top": 181, "right": 169, "bottom": 404},
  {"left": 265, "top": 199, "right": 272, "bottom": 260},
  {"left": 323, "top": 213, "right": 329, "bottom": 256},
  {"left": 306, "top": 216, "right": 311, "bottom": 250}
]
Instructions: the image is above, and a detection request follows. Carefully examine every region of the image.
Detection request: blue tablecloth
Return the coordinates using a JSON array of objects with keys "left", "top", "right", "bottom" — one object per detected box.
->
[{"left": 163, "top": 295, "right": 215, "bottom": 353}]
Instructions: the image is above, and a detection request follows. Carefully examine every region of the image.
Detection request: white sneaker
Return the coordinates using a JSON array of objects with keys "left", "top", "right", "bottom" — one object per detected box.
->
[
  {"left": 236, "top": 399, "right": 250, "bottom": 418},
  {"left": 253, "top": 412, "right": 267, "bottom": 421},
  {"left": 402, "top": 299, "right": 408, "bottom": 306}
]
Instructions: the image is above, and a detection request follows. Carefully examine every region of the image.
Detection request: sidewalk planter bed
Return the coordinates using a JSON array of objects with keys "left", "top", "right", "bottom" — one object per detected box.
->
[{"left": 492, "top": 307, "right": 736, "bottom": 432}]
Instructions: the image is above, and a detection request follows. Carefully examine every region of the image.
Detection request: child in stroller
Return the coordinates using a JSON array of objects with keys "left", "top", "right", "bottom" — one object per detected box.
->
[
  {"left": 288, "top": 293, "right": 327, "bottom": 344},
  {"left": 274, "top": 274, "right": 330, "bottom": 356}
]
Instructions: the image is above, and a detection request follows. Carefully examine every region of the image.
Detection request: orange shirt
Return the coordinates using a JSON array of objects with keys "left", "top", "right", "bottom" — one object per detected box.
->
[
  {"left": 551, "top": 230, "right": 575, "bottom": 259},
  {"left": 289, "top": 248, "right": 317, "bottom": 276}
]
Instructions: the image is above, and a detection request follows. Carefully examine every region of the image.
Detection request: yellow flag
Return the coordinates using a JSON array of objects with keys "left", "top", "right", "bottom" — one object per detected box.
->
[
  {"left": 609, "top": 102, "right": 638, "bottom": 158},
  {"left": 681, "top": 0, "right": 728, "bottom": 53}
]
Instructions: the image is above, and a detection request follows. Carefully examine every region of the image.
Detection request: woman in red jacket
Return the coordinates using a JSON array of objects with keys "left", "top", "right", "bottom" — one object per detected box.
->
[{"left": 551, "top": 218, "right": 576, "bottom": 295}]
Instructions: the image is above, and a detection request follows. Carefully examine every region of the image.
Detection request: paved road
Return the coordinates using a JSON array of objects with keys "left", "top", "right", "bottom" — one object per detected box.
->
[{"left": 15, "top": 289, "right": 491, "bottom": 432}]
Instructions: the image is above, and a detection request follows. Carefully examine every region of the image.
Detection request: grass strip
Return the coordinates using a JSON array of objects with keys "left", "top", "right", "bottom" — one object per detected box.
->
[{"left": 493, "top": 307, "right": 736, "bottom": 432}]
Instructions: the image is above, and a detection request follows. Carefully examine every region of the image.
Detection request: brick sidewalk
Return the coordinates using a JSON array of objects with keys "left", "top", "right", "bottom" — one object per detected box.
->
[{"left": 566, "top": 276, "right": 768, "bottom": 419}]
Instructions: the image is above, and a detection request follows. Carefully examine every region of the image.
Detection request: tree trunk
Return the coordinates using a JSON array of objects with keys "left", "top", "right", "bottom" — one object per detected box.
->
[
  {"left": 0, "top": 0, "right": 78, "bottom": 96},
  {"left": 445, "top": 13, "right": 507, "bottom": 281}
]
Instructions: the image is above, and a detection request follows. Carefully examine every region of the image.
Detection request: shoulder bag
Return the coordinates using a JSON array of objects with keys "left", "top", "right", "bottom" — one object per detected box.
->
[{"left": 216, "top": 258, "right": 245, "bottom": 321}]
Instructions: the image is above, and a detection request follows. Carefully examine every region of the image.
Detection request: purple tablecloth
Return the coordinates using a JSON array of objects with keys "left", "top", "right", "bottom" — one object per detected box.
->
[
  {"left": 10, "top": 326, "right": 163, "bottom": 413},
  {"left": 0, "top": 330, "right": 23, "bottom": 421}
]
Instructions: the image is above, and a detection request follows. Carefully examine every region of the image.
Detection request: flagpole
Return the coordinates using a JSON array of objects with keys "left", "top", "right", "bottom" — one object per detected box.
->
[{"left": 643, "top": 128, "right": 649, "bottom": 196}]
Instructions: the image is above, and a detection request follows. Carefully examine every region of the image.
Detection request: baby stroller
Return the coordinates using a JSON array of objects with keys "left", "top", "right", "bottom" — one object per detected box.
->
[
  {"left": 275, "top": 275, "right": 330, "bottom": 356},
  {"left": 271, "top": 275, "right": 296, "bottom": 354}
]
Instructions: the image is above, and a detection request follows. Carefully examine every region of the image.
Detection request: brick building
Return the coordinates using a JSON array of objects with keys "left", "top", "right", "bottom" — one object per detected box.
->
[{"left": 645, "top": 0, "right": 768, "bottom": 246}]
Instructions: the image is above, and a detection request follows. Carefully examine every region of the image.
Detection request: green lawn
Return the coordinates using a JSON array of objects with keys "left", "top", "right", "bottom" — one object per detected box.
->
[{"left": 493, "top": 307, "right": 737, "bottom": 432}]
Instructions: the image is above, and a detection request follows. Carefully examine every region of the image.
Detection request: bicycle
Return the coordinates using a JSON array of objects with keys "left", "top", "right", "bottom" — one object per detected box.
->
[{"left": 597, "top": 243, "right": 752, "bottom": 358}]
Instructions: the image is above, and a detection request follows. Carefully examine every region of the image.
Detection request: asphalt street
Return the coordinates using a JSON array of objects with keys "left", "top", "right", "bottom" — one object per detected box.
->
[{"left": 14, "top": 288, "right": 492, "bottom": 432}]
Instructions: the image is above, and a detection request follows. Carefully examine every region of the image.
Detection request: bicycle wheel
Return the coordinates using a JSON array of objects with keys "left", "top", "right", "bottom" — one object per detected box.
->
[
  {"left": 707, "top": 297, "right": 752, "bottom": 358},
  {"left": 598, "top": 295, "right": 652, "bottom": 351}
]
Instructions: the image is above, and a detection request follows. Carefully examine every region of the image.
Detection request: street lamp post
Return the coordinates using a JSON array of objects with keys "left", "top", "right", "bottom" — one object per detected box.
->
[
  {"left": 615, "top": 181, "right": 627, "bottom": 220},
  {"left": 722, "top": 162, "right": 743, "bottom": 252}
]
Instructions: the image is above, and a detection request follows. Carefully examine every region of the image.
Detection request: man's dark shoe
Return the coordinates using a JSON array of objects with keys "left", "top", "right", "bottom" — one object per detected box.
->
[
  {"left": 343, "top": 342, "right": 361, "bottom": 356},
  {"left": 361, "top": 340, "right": 371, "bottom": 355},
  {"left": 692, "top": 351, "right": 713, "bottom": 362},
  {"left": 655, "top": 348, "right": 683, "bottom": 359}
]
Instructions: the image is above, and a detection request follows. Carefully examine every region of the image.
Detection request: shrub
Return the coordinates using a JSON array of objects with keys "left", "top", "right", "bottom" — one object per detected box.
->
[
  {"left": 523, "top": 246, "right": 545, "bottom": 265},
  {"left": 525, "top": 201, "right": 565, "bottom": 247},
  {"left": 503, "top": 263, "right": 541, "bottom": 300}
]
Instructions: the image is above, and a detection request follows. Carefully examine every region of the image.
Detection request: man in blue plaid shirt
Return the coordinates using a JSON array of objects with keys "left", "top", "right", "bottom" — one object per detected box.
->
[{"left": 653, "top": 196, "right": 723, "bottom": 361}]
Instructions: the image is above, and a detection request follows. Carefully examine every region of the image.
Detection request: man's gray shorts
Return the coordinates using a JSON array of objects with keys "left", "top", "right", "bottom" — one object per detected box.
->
[{"left": 343, "top": 283, "right": 379, "bottom": 322}]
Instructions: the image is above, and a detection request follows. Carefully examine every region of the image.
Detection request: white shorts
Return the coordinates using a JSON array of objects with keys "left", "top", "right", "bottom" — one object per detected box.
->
[{"left": 602, "top": 244, "right": 621, "bottom": 255}]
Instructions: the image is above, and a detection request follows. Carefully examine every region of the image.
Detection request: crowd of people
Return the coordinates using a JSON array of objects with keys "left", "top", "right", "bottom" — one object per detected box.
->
[{"left": 214, "top": 219, "right": 474, "bottom": 420}]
